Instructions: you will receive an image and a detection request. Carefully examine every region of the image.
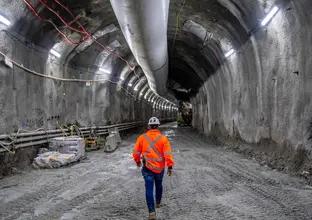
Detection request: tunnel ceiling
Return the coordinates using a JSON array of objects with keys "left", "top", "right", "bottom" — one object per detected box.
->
[{"left": 2, "top": 0, "right": 252, "bottom": 102}]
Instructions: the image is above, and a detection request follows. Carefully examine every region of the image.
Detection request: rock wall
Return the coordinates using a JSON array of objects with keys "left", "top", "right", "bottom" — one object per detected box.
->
[
  {"left": 0, "top": 32, "right": 173, "bottom": 134},
  {"left": 0, "top": 31, "right": 174, "bottom": 177},
  {"left": 192, "top": 0, "right": 312, "bottom": 152}
]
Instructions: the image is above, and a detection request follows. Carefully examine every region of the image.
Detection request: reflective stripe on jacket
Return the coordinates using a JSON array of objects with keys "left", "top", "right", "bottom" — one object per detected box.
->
[{"left": 132, "top": 130, "right": 174, "bottom": 173}]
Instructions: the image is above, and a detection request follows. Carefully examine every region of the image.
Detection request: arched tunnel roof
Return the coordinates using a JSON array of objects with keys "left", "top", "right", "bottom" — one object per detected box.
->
[
  {"left": 0, "top": 0, "right": 255, "bottom": 102},
  {"left": 0, "top": 0, "right": 307, "bottom": 146}
]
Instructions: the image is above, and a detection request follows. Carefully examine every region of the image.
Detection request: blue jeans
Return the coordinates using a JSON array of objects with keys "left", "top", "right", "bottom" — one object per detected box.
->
[{"left": 142, "top": 166, "right": 165, "bottom": 213}]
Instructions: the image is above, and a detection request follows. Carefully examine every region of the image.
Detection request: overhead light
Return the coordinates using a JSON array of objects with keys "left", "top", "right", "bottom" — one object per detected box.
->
[
  {"left": 50, "top": 49, "right": 61, "bottom": 58},
  {"left": 261, "top": 6, "right": 279, "bottom": 26},
  {"left": 144, "top": 93, "right": 149, "bottom": 99},
  {"left": 120, "top": 76, "right": 124, "bottom": 81},
  {"left": 128, "top": 83, "right": 133, "bottom": 87},
  {"left": 0, "top": 15, "right": 11, "bottom": 26},
  {"left": 134, "top": 84, "right": 140, "bottom": 91},
  {"left": 225, "top": 49, "right": 235, "bottom": 58},
  {"left": 99, "top": 67, "right": 110, "bottom": 74}
]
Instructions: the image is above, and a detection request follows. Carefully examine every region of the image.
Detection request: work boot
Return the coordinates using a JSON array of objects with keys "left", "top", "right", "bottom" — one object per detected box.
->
[
  {"left": 148, "top": 212, "right": 156, "bottom": 220},
  {"left": 156, "top": 203, "right": 161, "bottom": 208}
]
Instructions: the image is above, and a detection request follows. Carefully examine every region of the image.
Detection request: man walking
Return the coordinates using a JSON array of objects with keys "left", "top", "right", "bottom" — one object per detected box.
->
[{"left": 132, "top": 117, "right": 174, "bottom": 219}]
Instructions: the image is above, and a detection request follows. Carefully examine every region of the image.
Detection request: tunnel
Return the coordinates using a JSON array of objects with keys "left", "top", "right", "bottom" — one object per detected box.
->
[{"left": 1, "top": 0, "right": 312, "bottom": 219}]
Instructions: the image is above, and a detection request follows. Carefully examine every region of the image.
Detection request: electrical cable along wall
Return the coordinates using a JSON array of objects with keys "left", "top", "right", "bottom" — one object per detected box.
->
[
  {"left": 0, "top": 1, "right": 177, "bottom": 135},
  {"left": 0, "top": 27, "right": 175, "bottom": 176},
  {"left": 23, "top": 0, "right": 177, "bottom": 108}
]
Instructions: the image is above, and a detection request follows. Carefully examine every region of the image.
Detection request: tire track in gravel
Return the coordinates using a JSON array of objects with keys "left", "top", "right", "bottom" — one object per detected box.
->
[
  {"left": 1, "top": 123, "right": 312, "bottom": 219},
  {"left": 163, "top": 126, "right": 312, "bottom": 220}
]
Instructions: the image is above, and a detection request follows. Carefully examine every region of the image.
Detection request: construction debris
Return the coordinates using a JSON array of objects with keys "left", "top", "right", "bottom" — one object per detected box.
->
[{"left": 32, "top": 136, "right": 85, "bottom": 169}]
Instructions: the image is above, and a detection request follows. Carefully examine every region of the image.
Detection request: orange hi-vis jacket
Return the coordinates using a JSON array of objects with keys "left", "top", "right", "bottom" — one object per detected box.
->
[{"left": 132, "top": 129, "right": 174, "bottom": 173}]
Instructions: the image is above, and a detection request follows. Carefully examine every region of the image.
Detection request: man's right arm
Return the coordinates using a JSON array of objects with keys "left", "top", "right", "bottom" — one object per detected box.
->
[{"left": 132, "top": 136, "right": 142, "bottom": 165}]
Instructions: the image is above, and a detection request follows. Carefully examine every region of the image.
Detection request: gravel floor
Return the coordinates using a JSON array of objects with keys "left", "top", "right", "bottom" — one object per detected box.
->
[{"left": 1, "top": 123, "right": 312, "bottom": 220}]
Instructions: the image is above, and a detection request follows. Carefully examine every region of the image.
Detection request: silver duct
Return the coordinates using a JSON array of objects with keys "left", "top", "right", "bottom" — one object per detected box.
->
[{"left": 110, "top": 0, "right": 170, "bottom": 96}]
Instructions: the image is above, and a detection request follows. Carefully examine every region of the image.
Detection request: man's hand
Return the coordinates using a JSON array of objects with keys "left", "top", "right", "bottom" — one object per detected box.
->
[
  {"left": 136, "top": 161, "right": 142, "bottom": 167},
  {"left": 167, "top": 167, "right": 173, "bottom": 176}
]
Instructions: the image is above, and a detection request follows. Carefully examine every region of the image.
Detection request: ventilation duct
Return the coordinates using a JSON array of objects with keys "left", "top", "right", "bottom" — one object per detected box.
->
[{"left": 109, "top": 0, "right": 170, "bottom": 96}]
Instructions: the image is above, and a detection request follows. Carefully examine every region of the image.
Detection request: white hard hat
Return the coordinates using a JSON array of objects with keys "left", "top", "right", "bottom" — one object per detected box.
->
[{"left": 148, "top": 117, "right": 160, "bottom": 125}]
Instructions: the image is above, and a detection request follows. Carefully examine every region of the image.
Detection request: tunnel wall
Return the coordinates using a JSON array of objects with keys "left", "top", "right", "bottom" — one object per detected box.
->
[
  {"left": 0, "top": 32, "right": 175, "bottom": 134},
  {"left": 0, "top": 31, "right": 175, "bottom": 177},
  {"left": 192, "top": 0, "right": 312, "bottom": 152}
]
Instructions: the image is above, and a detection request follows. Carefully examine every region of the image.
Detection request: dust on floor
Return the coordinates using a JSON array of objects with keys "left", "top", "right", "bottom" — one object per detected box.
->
[{"left": 1, "top": 123, "right": 312, "bottom": 220}]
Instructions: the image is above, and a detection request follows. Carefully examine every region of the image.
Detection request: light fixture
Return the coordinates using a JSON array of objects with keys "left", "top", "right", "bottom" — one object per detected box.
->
[
  {"left": 144, "top": 93, "right": 149, "bottom": 99},
  {"left": 0, "top": 15, "right": 11, "bottom": 26},
  {"left": 120, "top": 76, "right": 124, "bottom": 81},
  {"left": 225, "top": 49, "right": 235, "bottom": 58},
  {"left": 50, "top": 49, "right": 61, "bottom": 58},
  {"left": 128, "top": 83, "right": 133, "bottom": 87},
  {"left": 134, "top": 83, "right": 140, "bottom": 91},
  {"left": 99, "top": 67, "right": 110, "bottom": 74},
  {"left": 261, "top": 6, "right": 279, "bottom": 26}
]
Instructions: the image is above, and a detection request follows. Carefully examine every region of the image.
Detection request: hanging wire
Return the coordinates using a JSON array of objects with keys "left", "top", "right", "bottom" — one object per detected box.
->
[{"left": 171, "top": 0, "right": 186, "bottom": 56}]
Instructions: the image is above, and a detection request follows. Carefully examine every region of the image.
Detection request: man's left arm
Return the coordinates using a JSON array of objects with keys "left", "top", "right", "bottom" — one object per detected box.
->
[{"left": 163, "top": 137, "right": 174, "bottom": 175}]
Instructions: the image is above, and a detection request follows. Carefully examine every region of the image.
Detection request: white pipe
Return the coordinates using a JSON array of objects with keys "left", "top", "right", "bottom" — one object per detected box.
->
[
  {"left": 110, "top": 0, "right": 170, "bottom": 96},
  {"left": 0, "top": 119, "right": 175, "bottom": 153},
  {"left": 0, "top": 122, "right": 143, "bottom": 140}
]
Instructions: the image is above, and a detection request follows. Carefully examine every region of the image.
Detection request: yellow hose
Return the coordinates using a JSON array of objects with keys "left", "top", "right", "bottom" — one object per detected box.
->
[
  {"left": 72, "top": 125, "right": 84, "bottom": 138},
  {"left": 0, "top": 143, "right": 15, "bottom": 155},
  {"left": 59, "top": 126, "right": 68, "bottom": 137},
  {"left": 171, "top": 0, "right": 186, "bottom": 50}
]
